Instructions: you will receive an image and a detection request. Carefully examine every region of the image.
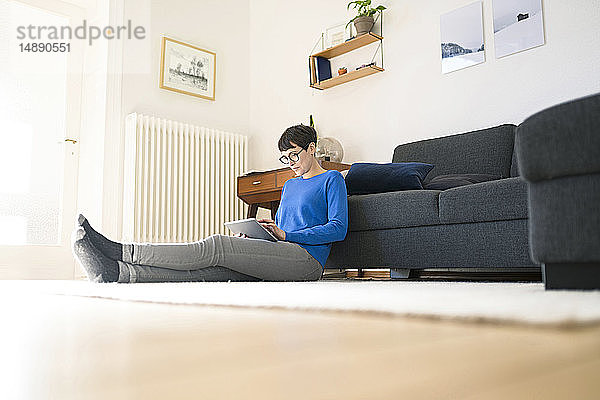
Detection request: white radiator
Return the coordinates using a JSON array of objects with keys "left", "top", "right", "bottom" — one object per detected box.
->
[{"left": 122, "top": 113, "right": 248, "bottom": 243}]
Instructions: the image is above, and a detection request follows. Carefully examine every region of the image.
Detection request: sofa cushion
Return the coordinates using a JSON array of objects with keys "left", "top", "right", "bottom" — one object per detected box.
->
[
  {"left": 516, "top": 93, "right": 600, "bottom": 182},
  {"left": 423, "top": 174, "right": 500, "bottom": 191},
  {"left": 326, "top": 219, "right": 534, "bottom": 269},
  {"left": 439, "top": 177, "right": 528, "bottom": 224},
  {"left": 510, "top": 140, "right": 520, "bottom": 177},
  {"left": 393, "top": 124, "right": 516, "bottom": 182},
  {"left": 345, "top": 162, "right": 434, "bottom": 195},
  {"left": 348, "top": 190, "right": 441, "bottom": 231}
]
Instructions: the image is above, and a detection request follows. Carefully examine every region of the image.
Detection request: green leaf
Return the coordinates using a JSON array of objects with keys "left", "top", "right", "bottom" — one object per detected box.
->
[
  {"left": 346, "top": 1, "right": 360, "bottom": 10},
  {"left": 347, "top": 1, "right": 385, "bottom": 18}
]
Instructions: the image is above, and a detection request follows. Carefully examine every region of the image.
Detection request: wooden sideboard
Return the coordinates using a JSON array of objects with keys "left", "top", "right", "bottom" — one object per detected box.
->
[{"left": 237, "top": 161, "right": 351, "bottom": 219}]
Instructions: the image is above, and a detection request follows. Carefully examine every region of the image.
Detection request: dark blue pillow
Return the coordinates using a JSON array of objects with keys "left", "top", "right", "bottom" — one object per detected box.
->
[{"left": 344, "top": 162, "right": 434, "bottom": 195}]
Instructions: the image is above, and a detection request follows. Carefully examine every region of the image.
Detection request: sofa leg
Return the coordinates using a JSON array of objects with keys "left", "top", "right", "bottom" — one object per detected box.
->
[
  {"left": 542, "top": 263, "right": 600, "bottom": 290},
  {"left": 390, "top": 268, "right": 411, "bottom": 280}
]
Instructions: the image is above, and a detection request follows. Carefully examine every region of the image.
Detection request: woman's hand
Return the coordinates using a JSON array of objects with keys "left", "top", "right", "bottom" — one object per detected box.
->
[{"left": 258, "top": 218, "right": 286, "bottom": 241}]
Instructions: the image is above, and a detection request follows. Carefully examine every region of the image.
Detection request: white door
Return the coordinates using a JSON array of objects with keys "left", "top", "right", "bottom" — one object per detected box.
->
[{"left": 0, "top": 0, "right": 84, "bottom": 279}]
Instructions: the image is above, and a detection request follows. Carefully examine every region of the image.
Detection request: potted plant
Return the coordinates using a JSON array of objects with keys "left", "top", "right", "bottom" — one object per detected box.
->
[{"left": 346, "top": 0, "right": 386, "bottom": 37}]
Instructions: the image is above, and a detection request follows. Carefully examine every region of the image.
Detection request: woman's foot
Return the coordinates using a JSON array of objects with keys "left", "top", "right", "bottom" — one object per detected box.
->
[
  {"left": 72, "top": 227, "right": 119, "bottom": 283},
  {"left": 77, "top": 214, "right": 123, "bottom": 260}
]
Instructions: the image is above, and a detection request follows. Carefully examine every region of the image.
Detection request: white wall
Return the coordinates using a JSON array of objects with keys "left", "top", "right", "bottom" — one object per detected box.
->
[
  {"left": 102, "top": 0, "right": 250, "bottom": 239},
  {"left": 248, "top": 0, "right": 600, "bottom": 171},
  {"left": 121, "top": 0, "right": 250, "bottom": 134}
]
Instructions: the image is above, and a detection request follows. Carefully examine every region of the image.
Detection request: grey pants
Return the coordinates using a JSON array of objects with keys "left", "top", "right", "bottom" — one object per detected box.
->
[{"left": 116, "top": 234, "right": 323, "bottom": 283}]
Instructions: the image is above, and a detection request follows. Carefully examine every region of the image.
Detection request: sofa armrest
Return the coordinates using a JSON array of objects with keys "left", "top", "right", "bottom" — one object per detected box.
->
[{"left": 516, "top": 93, "right": 600, "bottom": 183}]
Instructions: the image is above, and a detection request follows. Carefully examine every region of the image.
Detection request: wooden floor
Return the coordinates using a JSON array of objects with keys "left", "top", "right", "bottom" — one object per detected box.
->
[{"left": 0, "top": 286, "right": 599, "bottom": 399}]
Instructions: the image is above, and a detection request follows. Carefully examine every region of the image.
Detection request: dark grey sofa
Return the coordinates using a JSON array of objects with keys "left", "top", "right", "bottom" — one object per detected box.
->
[
  {"left": 516, "top": 93, "right": 600, "bottom": 290},
  {"left": 325, "top": 124, "right": 537, "bottom": 274}
]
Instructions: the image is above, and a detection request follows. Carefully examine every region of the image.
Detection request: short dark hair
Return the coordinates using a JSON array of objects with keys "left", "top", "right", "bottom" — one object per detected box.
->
[{"left": 278, "top": 124, "right": 317, "bottom": 152}]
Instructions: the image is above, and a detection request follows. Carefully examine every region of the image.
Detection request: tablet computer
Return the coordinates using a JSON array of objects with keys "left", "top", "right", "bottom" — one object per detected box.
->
[{"left": 224, "top": 218, "right": 278, "bottom": 242}]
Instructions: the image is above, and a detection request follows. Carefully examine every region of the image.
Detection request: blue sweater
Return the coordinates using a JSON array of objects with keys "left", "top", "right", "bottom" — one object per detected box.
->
[{"left": 275, "top": 170, "right": 348, "bottom": 268}]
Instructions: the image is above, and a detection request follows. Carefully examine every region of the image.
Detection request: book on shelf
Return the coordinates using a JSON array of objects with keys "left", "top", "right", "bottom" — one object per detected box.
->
[{"left": 315, "top": 56, "right": 332, "bottom": 82}]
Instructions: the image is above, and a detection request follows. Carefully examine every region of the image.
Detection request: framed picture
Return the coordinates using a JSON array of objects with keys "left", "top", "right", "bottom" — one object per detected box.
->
[
  {"left": 159, "top": 36, "right": 216, "bottom": 101},
  {"left": 324, "top": 22, "right": 352, "bottom": 49},
  {"left": 493, "top": 0, "right": 545, "bottom": 58},
  {"left": 440, "top": 1, "right": 485, "bottom": 74}
]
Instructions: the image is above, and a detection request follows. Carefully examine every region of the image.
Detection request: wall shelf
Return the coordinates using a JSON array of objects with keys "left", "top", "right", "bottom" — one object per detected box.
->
[
  {"left": 312, "top": 32, "right": 383, "bottom": 59},
  {"left": 309, "top": 31, "right": 384, "bottom": 90},
  {"left": 310, "top": 65, "right": 384, "bottom": 90}
]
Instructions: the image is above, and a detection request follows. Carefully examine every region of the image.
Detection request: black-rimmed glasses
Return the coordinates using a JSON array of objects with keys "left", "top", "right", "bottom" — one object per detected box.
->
[{"left": 279, "top": 147, "right": 307, "bottom": 164}]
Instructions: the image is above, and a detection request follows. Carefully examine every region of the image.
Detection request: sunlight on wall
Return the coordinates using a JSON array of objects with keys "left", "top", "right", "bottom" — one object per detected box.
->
[
  {"left": 0, "top": 216, "right": 27, "bottom": 245},
  {"left": 0, "top": 122, "right": 32, "bottom": 194}
]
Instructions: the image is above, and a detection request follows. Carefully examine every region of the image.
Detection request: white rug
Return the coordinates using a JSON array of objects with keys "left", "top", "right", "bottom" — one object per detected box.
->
[{"left": 24, "top": 280, "right": 600, "bottom": 327}]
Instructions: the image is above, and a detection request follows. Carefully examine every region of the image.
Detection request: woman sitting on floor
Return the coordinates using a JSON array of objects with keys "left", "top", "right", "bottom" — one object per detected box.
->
[{"left": 72, "top": 124, "right": 348, "bottom": 283}]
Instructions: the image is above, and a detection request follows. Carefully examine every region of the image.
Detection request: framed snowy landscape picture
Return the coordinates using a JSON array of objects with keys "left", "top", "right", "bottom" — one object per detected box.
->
[
  {"left": 493, "top": 0, "right": 545, "bottom": 58},
  {"left": 440, "top": 2, "right": 485, "bottom": 74},
  {"left": 159, "top": 37, "right": 216, "bottom": 101}
]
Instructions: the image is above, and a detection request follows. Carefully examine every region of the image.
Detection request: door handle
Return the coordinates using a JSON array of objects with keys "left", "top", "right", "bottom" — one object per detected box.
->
[{"left": 57, "top": 138, "right": 78, "bottom": 144}]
